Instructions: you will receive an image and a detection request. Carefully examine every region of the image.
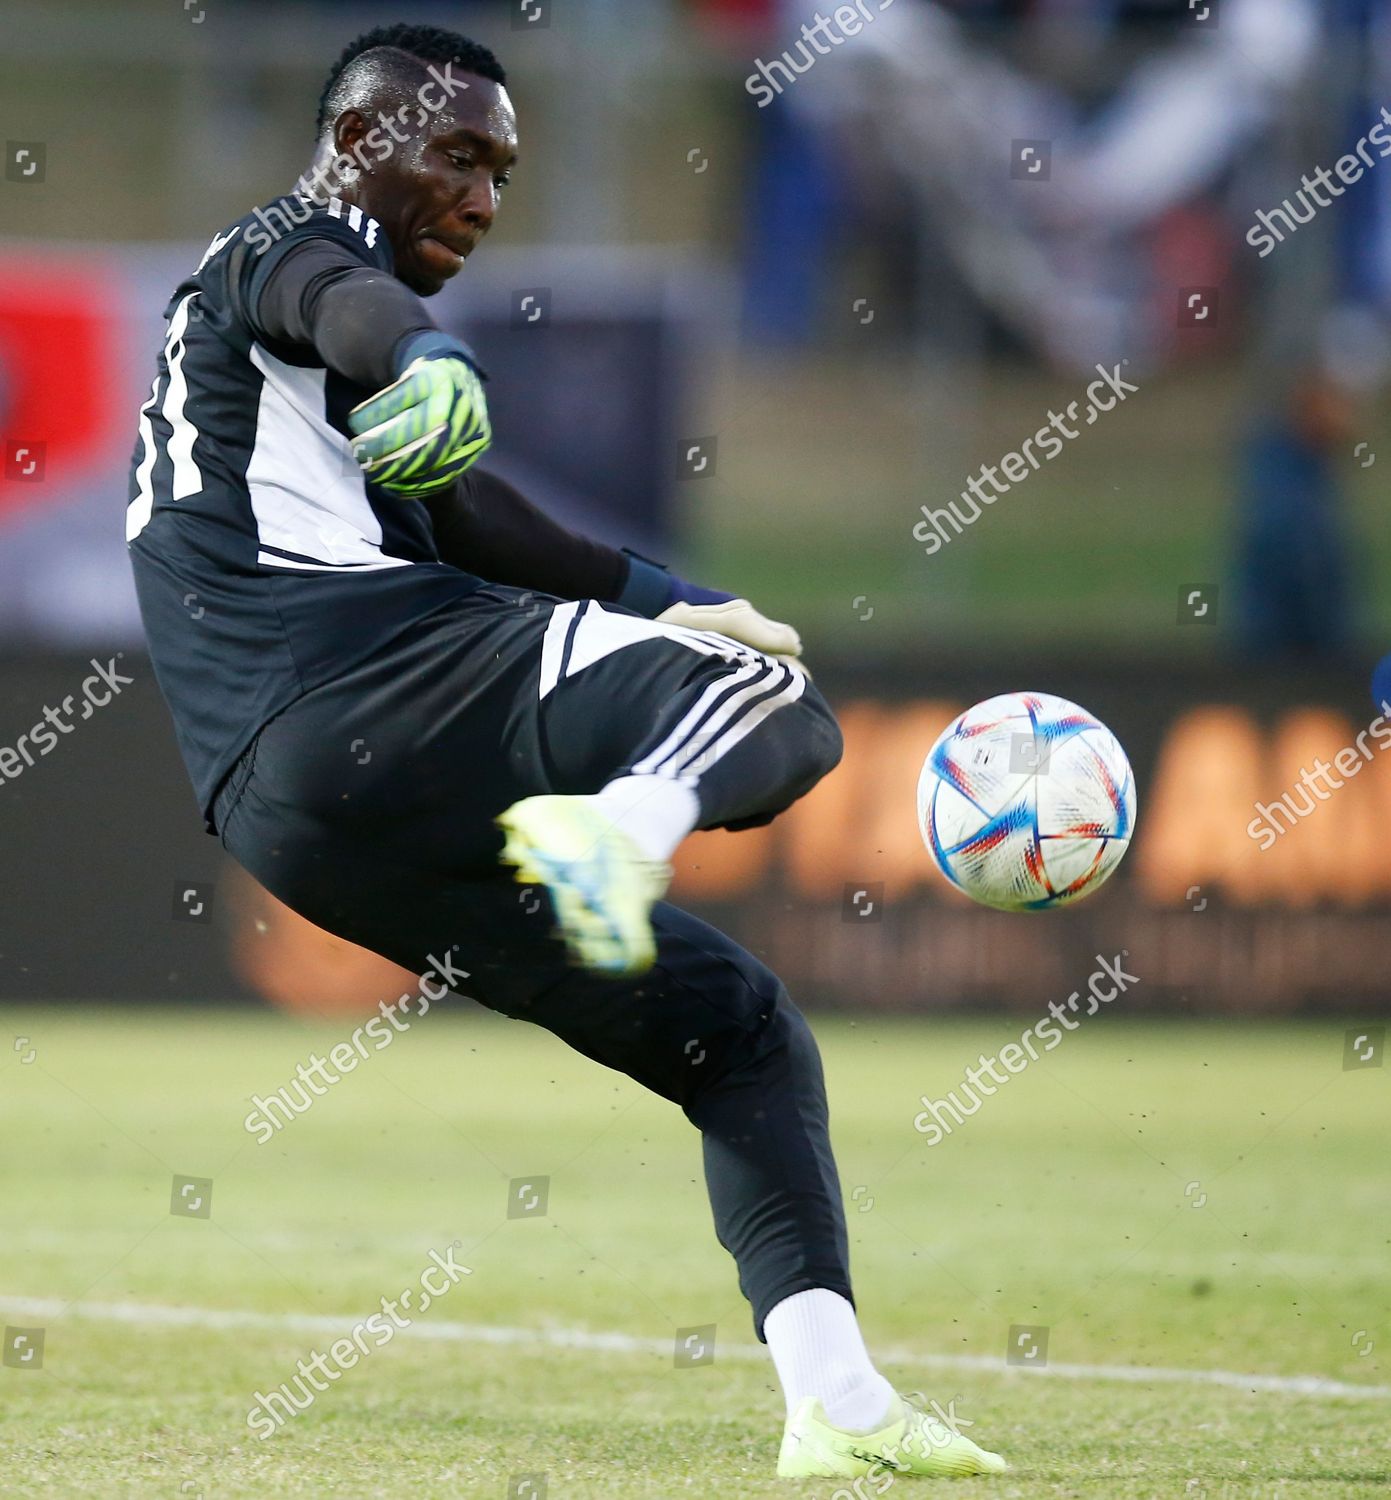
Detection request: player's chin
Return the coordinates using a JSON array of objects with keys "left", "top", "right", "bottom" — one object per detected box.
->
[
  {"left": 400, "top": 266, "right": 449, "bottom": 298},
  {"left": 410, "top": 239, "right": 469, "bottom": 294}
]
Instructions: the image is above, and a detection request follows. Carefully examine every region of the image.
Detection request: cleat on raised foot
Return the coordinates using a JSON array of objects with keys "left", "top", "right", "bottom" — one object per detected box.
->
[
  {"left": 496, "top": 794, "right": 670, "bottom": 976},
  {"left": 777, "top": 1393, "right": 1008, "bottom": 1480}
]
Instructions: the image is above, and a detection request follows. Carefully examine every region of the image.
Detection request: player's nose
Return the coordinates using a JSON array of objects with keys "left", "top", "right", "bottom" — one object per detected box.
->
[{"left": 456, "top": 178, "right": 497, "bottom": 234}]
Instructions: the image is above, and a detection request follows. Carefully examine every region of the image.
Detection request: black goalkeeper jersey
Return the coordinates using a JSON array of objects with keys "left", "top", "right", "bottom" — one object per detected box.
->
[{"left": 127, "top": 195, "right": 485, "bottom": 827}]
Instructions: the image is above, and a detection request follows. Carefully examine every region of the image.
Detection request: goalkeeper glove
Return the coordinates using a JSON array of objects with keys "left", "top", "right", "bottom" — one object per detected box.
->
[
  {"left": 348, "top": 333, "right": 491, "bottom": 497},
  {"left": 616, "top": 549, "right": 803, "bottom": 661},
  {"left": 656, "top": 598, "right": 802, "bottom": 659}
]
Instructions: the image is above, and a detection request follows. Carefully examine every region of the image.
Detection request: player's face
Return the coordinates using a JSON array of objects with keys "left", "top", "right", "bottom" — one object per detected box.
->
[{"left": 340, "top": 74, "right": 518, "bottom": 296}]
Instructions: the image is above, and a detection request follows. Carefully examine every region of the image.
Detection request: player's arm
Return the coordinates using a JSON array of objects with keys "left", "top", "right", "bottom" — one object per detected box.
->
[
  {"left": 424, "top": 472, "right": 801, "bottom": 656},
  {"left": 423, "top": 468, "right": 625, "bottom": 601},
  {"left": 251, "top": 237, "right": 490, "bottom": 491},
  {"left": 251, "top": 236, "right": 798, "bottom": 653}
]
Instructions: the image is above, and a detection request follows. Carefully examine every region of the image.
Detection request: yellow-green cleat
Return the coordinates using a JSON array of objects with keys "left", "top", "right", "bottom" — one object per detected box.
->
[
  {"left": 777, "top": 1393, "right": 1008, "bottom": 1480},
  {"left": 496, "top": 795, "right": 671, "bottom": 976}
]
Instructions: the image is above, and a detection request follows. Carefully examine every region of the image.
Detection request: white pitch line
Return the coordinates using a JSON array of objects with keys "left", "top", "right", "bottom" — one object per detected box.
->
[{"left": 2, "top": 1294, "right": 1387, "bottom": 1401}]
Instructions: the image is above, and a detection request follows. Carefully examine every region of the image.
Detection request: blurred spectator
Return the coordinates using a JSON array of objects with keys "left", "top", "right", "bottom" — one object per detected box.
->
[{"left": 1234, "top": 377, "right": 1357, "bottom": 655}]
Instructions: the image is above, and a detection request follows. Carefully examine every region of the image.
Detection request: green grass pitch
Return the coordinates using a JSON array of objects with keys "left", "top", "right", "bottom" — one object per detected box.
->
[{"left": 2, "top": 1007, "right": 1387, "bottom": 1497}]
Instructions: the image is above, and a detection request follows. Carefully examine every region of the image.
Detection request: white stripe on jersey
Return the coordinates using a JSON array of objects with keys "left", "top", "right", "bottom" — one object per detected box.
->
[
  {"left": 316, "top": 196, "right": 381, "bottom": 246},
  {"left": 246, "top": 344, "right": 409, "bottom": 570},
  {"left": 299, "top": 194, "right": 380, "bottom": 247},
  {"left": 126, "top": 291, "right": 203, "bottom": 540},
  {"left": 537, "top": 600, "right": 581, "bottom": 699},
  {"left": 536, "top": 600, "right": 748, "bottom": 701},
  {"left": 125, "top": 371, "right": 164, "bottom": 542},
  {"left": 255, "top": 551, "right": 410, "bottom": 573},
  {"left": 163, "top": 294, "right": 205, "bottom": 501},
  {"left": 533, "top": 598, "right": 805, "bottom": 782}
]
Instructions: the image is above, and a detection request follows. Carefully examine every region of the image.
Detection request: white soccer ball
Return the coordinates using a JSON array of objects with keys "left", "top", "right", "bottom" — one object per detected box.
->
[{"left": 917, "top": 691, "right": 1136, "bottom": 911}]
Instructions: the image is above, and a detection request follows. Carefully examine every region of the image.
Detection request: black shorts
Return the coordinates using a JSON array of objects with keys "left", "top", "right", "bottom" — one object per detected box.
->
[
  {"left": 212, "top": 584, "right": 852, "bottom": 1334},
  {"left": 213, "top": 582, "right": 840, "bottom": 970}
]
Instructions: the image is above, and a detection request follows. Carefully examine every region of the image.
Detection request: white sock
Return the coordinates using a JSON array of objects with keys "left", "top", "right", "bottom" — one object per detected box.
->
[
  {"left": 764, "top": 1288, "right": 897, "bottom": 1431},
  {"left": 589, "top": 774, "right": 700, "bottom": 863}
]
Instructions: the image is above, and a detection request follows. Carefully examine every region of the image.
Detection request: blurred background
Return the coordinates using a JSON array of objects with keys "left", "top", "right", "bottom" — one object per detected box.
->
[{"left": 4, "top": 0, "right": 1391, "bottom": 1012}]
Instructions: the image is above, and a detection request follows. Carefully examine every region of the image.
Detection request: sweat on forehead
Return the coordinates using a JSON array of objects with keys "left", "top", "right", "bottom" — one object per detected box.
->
[{"left": 319, "top": 47, "right": 462, "bottom": 136}]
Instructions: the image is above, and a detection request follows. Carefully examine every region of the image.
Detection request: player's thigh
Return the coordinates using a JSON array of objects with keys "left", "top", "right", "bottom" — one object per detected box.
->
[
  {"left": 219, "top": 770, "right": 560, "bottom": 981},
  {"left": 239, "top": 585, "right": 555, "bottom": 872},
  {"left": 536, "top": 610, "right": 771, "bottom": 791},
  {"left": 239, "top": 587, "right": 762, "bottom": 869},
  {"left": 220, "top": 778, "right": 790, "bottom": 1107},
  {"left": 533, "top": 600, "right": 842, "bottom": 807}
]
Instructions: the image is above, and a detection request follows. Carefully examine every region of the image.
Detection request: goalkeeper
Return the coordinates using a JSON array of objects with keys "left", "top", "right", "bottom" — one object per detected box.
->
[{"left": 127, "top": 22, "right": 1006, "bottom": 1481}]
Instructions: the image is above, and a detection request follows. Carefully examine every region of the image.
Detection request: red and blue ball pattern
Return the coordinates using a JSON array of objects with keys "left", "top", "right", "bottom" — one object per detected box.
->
[{"left": 917, "top": 691, "right": 1136, "bottom": 911}]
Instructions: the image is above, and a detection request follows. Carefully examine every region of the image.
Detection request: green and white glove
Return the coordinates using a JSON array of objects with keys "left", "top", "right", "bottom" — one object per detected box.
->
[{"left": 348, "top": 334, "right": 491, "bottom": 497}]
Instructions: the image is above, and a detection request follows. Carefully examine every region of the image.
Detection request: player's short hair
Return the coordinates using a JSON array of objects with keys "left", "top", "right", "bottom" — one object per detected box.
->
[{"left": 315, "top": 23, "right": 507, "bottom": 138}]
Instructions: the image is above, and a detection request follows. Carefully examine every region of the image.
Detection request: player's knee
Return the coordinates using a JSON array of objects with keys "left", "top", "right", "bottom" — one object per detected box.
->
[
  {"left": 794, "top": 680, "right": 843, "bottom": 785},
  {"left": 715, "top": 682, "right": 840, "bottom": 832},
  {"left": 769, "top": 991, "right": 826, "bottom": 1090},
  {"left": 697, "top": 981, "right": 825, "bottom": 1099},
  {"left": 766, "top": 679, "right": 841, "bottom": 807}
]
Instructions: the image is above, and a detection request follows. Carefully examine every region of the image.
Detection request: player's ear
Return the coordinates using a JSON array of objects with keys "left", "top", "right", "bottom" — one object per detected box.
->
[{"left": 331, "top": 109, "right": 371, "bottom": 168}]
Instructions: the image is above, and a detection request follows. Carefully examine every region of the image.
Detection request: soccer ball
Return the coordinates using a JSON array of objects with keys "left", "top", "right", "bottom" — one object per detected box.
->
[{"left": 917, "top": 691, "right": 1136, "bottom": 911}]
